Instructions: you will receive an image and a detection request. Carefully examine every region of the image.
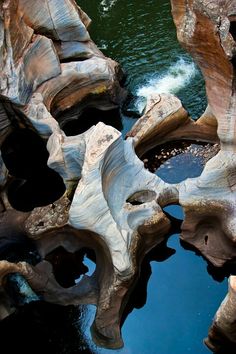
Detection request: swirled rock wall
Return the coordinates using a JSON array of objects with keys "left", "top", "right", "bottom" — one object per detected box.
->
[
  {"left": 171, "top": 0, "right": 236, "bottom": 350},
  {"left": 0, "top": 0, "right": 236, "bottom": 352},
  {"left": 0, "top": 0, "right": 124, "bottom": 140}
]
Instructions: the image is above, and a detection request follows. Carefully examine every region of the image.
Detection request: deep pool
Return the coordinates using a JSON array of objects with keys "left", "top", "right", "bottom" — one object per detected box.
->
[
  {"left": 75, "top": 1, "right": 227, "bottom": 353},
  {"left": 0, "top": 1, "right": 227, "bottom": 354}
]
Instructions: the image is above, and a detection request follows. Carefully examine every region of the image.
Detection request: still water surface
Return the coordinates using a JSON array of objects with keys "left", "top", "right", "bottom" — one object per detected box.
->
[
  {"left": 76, "top": 1, "right": 227, "bottom": 353},
  {"left": 1, "top": 1, "right": 227, "bottom": 354}
]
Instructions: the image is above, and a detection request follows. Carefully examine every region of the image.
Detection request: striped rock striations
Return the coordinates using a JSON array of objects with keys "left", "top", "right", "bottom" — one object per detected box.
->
[
  {"left": 0, "top": 0, "right": 124, "bottom": 141},
  {"left": 170, "top": 0, "right": 236, "bottom": 350},
  {"left": 0, "top": 0, "right": 236, "bottom": 352}
]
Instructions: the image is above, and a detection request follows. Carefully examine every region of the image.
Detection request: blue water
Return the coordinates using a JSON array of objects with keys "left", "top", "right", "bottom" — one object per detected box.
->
[
  {"left": 79, "top": 206, "right": 226, "bottom": 354},
  {"left": 156, "top": 150, "right": 205, "bottom": 183},
  {"left": 0, "top": 2, "right": 227, "bottom": 353},
  {"left": 74, "top": 1, "right": 227, "bottom": 353}
]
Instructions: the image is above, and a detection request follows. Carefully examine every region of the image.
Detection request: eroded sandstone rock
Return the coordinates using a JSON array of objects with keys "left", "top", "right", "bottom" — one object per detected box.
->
[
  {"left": 127, "top": 93, "right": 219, "bottom": 157},
  {"left": 171, "top": 0, "right": 236, "bottom": 349},
  {"left": 0, "top": 0, "right": 124, "bottom": 132},
  {"left": 19, "top": 0, "right": 91, "bottom": 42},
  {"left": 0, "top": 0, "right": 236, "bottom": 351},
  {"left": 0, "top": 1, "right": 127, "bottom": 346},
  {"left": 205, "top": 275, "right": 236, "bottom": 351}
]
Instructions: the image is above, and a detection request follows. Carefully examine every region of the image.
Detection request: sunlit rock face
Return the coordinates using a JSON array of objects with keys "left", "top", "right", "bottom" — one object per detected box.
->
[
  {"left": 0, "top": 0, "right": 236, "bottom": 352},
  {"left": 171, "top": 0, "right": 236, "bottom": 148},
  {"left": 171, "top": 0, "right": 236, "bottom": 349},
  {"left": 19, "top": 0, "right": 91, "bottom": 42},
  {"left": 0, "top": 0, "right": 124, "bottom": 134}
]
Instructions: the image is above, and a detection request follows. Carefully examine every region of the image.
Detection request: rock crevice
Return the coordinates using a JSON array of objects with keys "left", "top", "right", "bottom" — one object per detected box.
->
[{"left": 0, "top": 0, "right": 236, "bottom": 351}]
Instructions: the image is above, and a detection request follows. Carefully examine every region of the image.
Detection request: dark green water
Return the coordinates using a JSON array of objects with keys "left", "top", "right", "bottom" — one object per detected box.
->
[
  {"left": 0, "top": 2, "right": 227, "bottom": 354},
  {"left": 79, "top": 0, "right": 207, "bottom": 124},
  {"left": 74, "top": 1, "right": 226, "bottom": 354}
]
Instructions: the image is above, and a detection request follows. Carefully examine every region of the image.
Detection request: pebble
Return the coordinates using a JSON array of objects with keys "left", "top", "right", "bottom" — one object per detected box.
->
[{"left": 144, "top": 142, "right": 220, "bottom": 175}]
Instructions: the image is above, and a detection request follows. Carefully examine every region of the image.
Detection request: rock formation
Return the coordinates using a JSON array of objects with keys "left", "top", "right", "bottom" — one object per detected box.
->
[
  {"left": 170, "top": 1, "right": 236, "bottom": 349},
  {"left": 205, "top": 275, "right": 236, "bottom": 352},
  {"left": 0, "top": 0, "right": 124, "bottom": 139},
  {"left": 0, "top": 0, "right": 236, "bottom": 352}
]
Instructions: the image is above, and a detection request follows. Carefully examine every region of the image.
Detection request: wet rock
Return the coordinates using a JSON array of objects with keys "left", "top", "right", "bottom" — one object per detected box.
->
[
  {"left": 0, "top": 0, "right": 236, "bottom": 351},
  {"left": 122, "top": 94, "right": 147, "bottom": 118}
]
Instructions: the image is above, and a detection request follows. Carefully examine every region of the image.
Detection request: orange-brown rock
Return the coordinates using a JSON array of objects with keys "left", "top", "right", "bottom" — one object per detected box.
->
[
  {"left": 171, "top": 0, "right": 236, "bottom": 148},
  {"left": 1, "top": 0, "right": 236, "bottom": 351},
  {"left": 171, "top": 1, "right": 236, "bottom": 350},
  {"left": 0, "top": 0, "right": 124, "bottom": 136},
  {"left": 205, "top": 276, "right": 236, "bottom": 352}
]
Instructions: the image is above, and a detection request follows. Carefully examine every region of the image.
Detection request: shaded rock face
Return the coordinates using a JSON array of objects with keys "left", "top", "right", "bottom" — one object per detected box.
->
[
  {"left": 171, "top": 0, "right": 236, "bottom": 148},
  {"left": 205, "top": 275, "right": 236, "bottom": 352},
  {"left": 0, "top": 0, "right": 236, "bottom": 352},
  {"left": 170, "top": 1, "right": 236, "bottom": 350},
  {"left": 0, "top": 0, "right": 124, "bottom": 133}
]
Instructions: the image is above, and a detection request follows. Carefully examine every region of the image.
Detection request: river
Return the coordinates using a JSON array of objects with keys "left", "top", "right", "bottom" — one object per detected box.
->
[
  {"left": 0, "top": 1, "right": 227, "bottom": 354},
  {"left": 76, "top": 1, "right": 227, "bottom": 353}
]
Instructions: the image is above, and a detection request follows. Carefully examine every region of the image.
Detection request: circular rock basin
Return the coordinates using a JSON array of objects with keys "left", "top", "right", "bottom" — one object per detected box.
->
[{"left": 141, "top": 141, "right": 220, "bottom": 183}]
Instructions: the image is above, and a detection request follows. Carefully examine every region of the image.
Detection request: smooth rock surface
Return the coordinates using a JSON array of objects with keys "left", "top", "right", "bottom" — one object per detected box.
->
[{"left": 1, "top": 0, "right": 236, "bottom": 351}]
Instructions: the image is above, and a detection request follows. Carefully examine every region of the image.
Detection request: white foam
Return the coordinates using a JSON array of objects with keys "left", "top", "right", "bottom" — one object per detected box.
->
[
  {"left": 137, "top": 58, "right": 197, "bottom": 98},
  {"left": 100, "top": 0, "right": 118, "bottom": 15}
]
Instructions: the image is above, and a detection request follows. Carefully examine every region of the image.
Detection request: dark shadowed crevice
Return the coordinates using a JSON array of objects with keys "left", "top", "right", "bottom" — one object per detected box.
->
[
  {"left": 229, "top": 21, "right": 236, "bottom": 71},
  {"left": 0, "top": 302, "right": 93, "bottom": 354},
  {"left": 59, "top": 57, "right": 88, "bottom": 63},
  {"left": 45, "top": 246, "right": 96, "bottom": 288},
  {"left": 229, "top": 21, "right": 236, "bottom": 41},
  {"left": 1, "top": 129, "right": 48, "bottom": 177},
  {"left": 58, "top": 106, "right": 123, "bottom": 136},
  {"left": 126, "top": 190, "right": 156, "bottom": 205},
  {"left": 1, "top": 129, "right": 65, "bottom": 212},
  {"left": 0, "top": 233, "right": 39, "bottom": 264}
]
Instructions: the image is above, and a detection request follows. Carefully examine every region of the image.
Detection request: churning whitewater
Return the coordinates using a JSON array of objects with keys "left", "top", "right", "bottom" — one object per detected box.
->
[{"left": 137, "top": 58, "right": 197, "bottom": 98}]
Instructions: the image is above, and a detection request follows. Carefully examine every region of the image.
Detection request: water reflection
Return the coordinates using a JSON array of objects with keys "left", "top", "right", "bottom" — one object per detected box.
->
[
  {"left": 0, "top": 204, "right": 228, "bottom": 354},
  {"left": 0, "top": 302, "right": 95, "bottom": 354},
  {"left": 121, "top": 241, "right": 177, "bottom": 327},
  {"left": 180, "top": 240, "right": 236, "bottom": 283},
  {"left": 0, "top": 1, "right": 229, "bottom": 353},
  {"left": 140, "top": 141, "right": 219, "bottom": 184}
]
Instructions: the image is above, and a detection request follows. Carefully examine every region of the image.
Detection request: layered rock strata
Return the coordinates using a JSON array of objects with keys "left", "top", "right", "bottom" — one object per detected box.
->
[
  {"left": 0, "top": 0, "right": 236, "bottom": 351},
  {"left": 0, "top": 0, "right": 124, "bottom": 139},
  {"left": 170, "top": 0, "right": 236, "bottom": 349},
  {"left": 205, "top": 275, "right": 236, "bottom": 351}
]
